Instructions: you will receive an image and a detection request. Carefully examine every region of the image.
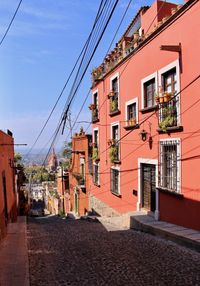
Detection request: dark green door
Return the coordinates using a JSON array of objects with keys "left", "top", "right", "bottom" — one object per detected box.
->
[{"left": 142, "top": 164, "right": 156, "bottom": 212}]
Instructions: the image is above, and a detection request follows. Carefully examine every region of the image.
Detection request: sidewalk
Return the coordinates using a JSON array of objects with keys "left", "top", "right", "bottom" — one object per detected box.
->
[
  {"left": 0, "top": 216, "right": 29, "bottom": 286},
  {"left": 130, "top": 213, "right": 200, "bottom": 252}
]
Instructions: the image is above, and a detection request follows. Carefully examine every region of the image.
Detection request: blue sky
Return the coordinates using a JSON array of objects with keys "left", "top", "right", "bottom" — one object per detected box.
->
[{"left": 0, "top": 0, "right": 182, "bottom": 154}]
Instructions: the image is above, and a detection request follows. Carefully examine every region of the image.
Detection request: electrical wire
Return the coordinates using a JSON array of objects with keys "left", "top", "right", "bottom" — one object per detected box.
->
[{"left": 0, "top": 0, "right": 23, "bottom": 47}]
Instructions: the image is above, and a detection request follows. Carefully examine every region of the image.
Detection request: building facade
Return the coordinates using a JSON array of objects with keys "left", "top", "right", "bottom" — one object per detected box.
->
[
  {"left": 90, "top": 0, "right": 200, "bottom": 230},
  {"left": 0, "top": 130, "right": 17, "bottom": 240},
  {"left": 66, "top": 129, "right": 92, "bottom": 217}
]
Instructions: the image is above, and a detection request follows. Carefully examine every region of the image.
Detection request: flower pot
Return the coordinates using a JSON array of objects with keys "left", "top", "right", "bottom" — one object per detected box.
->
[
  {"left": 159, "top": 96, "right": 164, "bottom": 104},
  {"left": 89, "top": 104, "right": 96, "bottom": 110}
]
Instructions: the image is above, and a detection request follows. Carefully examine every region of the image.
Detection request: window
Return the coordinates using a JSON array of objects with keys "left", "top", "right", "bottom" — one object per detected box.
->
[
  {"left": 162, "top": 68, "right": 177, "bottom": 94},
  {"left": 92, "top": 92, "right": 99, "bottom": 122},
  {"left": 159, "top": 68, "right": 179, "bottom": 131},
  {"left": 79, "top": 157, "right": 85, "bottom": 186},
  {"left": 125, "top": 98, "right": 138, "bottom": 128},
  {"left": 128, "top": 103, "right": 136, "bottom": 120},
  {"left": 144, "top": 78, "right": 155, "bottom": 108},
  {"left": 110, "top": 75, "right": 119, "bottom": 114},
  {"left": 158, "top": 60, "right": 181, "bottom": 131},
  {"left": 111, "top": 168, "right": 120, "bottom": 195},
  {"left": 94, "top": 129, "right": 99, "bottom": 146},
  {"left": 109, "top": 124, "right": 120, "bottom": 163},
  {"left": 141, "top": 72, "right": 157, "bottom": 111},
  {"left": 160, "top": 140, "right": 180, "bottom": 192},
  {"left": 93, "top": 164, "right": 99, "bottom": 185}
]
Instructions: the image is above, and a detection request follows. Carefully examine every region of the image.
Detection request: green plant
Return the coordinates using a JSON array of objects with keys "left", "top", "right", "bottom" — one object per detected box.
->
[
  {"left": 110, "top": 99, "right": 118, "bottom": 112},
  {"left": 92, "top": 147, "right": 99, "bottom": 162},
  {"left": 109, "top": 145, "right": 118, "bottom": 163},
  {"left": 92, "top": 108, "right": 98, "bottom": 118},
  {"left": 159, "top": 116, "right": 175, "bottom": 132}
]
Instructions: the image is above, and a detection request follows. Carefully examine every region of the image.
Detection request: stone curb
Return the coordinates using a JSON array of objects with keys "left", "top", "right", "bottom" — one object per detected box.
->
[{"left": 130, "top": 215, "right": 200, "bottom": 253}]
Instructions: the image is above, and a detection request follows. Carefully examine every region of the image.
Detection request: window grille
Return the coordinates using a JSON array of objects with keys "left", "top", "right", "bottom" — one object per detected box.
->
[
  {"left": 111, "top": 168, "right": 120, "bottom": 195},
  {"left": 93, "top": 164, "right": 99, "bottom": 185},
  {"left": 160, "top": 140, "right": 180, "bottom": 192}
]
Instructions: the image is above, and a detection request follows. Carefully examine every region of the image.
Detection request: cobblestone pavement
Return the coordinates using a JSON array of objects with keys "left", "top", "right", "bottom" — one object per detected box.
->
[{"left": 28, "top": 216, "right": 200, "bottom": 286}]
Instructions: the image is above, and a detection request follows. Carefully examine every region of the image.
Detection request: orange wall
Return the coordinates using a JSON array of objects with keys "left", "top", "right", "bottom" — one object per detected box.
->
[
  {"left": 90, "top": 0, "right": 200, "bottom": 229},
  {"left": 69, "top": 134, "right": 91, "bottom": 216},
  {"left": 0, "top": 130, "right": 16, "bottom": 239}
]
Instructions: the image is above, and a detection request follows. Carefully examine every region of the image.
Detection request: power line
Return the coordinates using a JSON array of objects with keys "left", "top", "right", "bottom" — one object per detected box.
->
[
  {"left": 0, "top": 0, "right": 23, "bottom": 47},
  {"left": 43, "top": 1, "right": 120, "bottom": 165},
  {"left": 26, "top": 0, "right": 107, "bottom": 157}
]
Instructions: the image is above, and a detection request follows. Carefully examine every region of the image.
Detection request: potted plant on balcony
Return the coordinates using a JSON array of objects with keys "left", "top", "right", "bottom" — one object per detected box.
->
[
  {"left": 92, "top": 147, "right": 99, "bottom": 163},
  {"left": 92, "top": 108, "right": 98, "bottom": 119},
  {"left": 89, "top": 103, "right": 96, "bottom": 110},
  {"left": 109, "top": 145, "right": 118, "bottom": 163},
  {"left": 159, "top": 115, "right": 175, "bottom": 132},
  {"left": 110, "top": 99, "right": 118, "bottom": 112},
  {"left": 108, "top": 90, "right": 115, "bottom": 98},
  {"left": 163, "top": 92, "right": 173, "bottom": 103},
  {"left": 128, "top": 117, "right": 136, "bottom": 126}
]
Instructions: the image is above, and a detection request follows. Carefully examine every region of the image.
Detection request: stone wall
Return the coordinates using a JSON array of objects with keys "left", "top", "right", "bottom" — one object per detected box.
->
[{"left": 89, "top": 193, "right": 120, "bottom": 217}]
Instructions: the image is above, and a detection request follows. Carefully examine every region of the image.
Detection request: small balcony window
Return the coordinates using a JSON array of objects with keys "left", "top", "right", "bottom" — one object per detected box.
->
[
  {"left": 109, "top": 76, "right": 120, "bottom": 115},
  {"left": 109, "top": 125, "right": 120, "bottom": 163}
]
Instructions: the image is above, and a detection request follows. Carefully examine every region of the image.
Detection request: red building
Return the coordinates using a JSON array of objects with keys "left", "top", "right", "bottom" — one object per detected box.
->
[
  {"left": 90, "top": 0, "right": 200, "bottom": 230},
  {"left": 66, "top": 129, "right": 92, "bottom": 216},
  {"left": 0, "top": 130, "right": 17, "bottom": 241}
]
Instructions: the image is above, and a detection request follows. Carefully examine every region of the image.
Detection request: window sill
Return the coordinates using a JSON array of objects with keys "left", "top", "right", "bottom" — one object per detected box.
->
[
  {"left": 109, "top": 109, "right": 120, "bottom": 117},
  {"left": 157, "top": 187, "right": 183, "bottom": 198},
  {"left": 157, "top": 125, "right": 183, "bottom": 134},
  {"left": 140, "top": 105, "right": 158, "bottom": 114},
  {"left": 111, "top": 160, "right": 121, "bottom": 165},
  {"left": 111, "top": 191, "right": 121, "bottom": 198},
  {"left": 124, "top": 123, "right": 140, "bottom": 131}
]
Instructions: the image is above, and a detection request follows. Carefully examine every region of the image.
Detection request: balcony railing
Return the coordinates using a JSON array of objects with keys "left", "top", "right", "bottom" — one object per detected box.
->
[
  {"left": 109, "top": 93, "right": 119, "bottom": 115},
  {"left": 158, "top": 97, "right": 178, "bottom": 132},
  {"left": 92, "top": 146, "right": 100, "bottom": 163},
  {"left": 92, "top": 108, "right": 99, "bottom": 122}
]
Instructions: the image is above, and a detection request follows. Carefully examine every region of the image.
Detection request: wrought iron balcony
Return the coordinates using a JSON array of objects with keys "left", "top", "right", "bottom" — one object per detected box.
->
[
  {"left": 109, "top": 93, "right": 119, "bottom": 115},
  {"left": 158, "top": 97, "right": 179, "bottom": 132},
  {"left": 109, "top": 142, "right": 120, "bottom": 163}
]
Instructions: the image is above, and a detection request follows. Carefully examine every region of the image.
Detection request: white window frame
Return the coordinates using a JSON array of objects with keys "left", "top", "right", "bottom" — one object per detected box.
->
[
  {"left": 110, "top": 166, "right": 120, "bottom": 195},
  {"left": 158, "top": 60, "right": 181, "bottom": 124},
  {"left": 110, "top": 72, "right": 120, "bottom": 108},
  {"left": 110, "top": 121, "right": 120, "bottom": 160},
  {"left": 92, "top": 88, "right": 98, "bottom": 105},
  {"left": 160, "top": 138, "right": 181, "bottom": 193},
  {"left": 125, "top": 97, "right": 138, "bottom": 126},
  {"left": 141, "top": 72, "right": 158, "bottom": 110}
]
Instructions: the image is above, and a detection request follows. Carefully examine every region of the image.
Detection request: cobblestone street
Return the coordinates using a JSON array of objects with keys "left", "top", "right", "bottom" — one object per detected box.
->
[{"left": 28, "top": 216, "right": 200, "bottom": 286}]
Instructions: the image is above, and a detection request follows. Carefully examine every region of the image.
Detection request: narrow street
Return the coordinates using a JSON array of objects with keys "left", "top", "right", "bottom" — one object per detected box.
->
[{"left": 28, "top": 216, "right": 200, "bottom": 286}]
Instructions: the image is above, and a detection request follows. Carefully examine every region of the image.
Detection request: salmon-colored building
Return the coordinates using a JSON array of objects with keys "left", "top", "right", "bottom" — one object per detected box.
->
[
  {"left": 90, "top": 0, "right": 200, "bottom": 230},
  {"left": 0, "top": 130, "right": 17, "bottom": 240},
  {"left": 66, "top": 129, "right": 92, "bottom": 216}
]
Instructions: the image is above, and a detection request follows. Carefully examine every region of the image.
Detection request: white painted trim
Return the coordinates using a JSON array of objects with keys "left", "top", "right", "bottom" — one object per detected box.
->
[
  {"left": 111, "top": 166, "right": 120, "bottom": 195},
  {"left": 137, "top": 158, "right": 159, "bottom": 220},
  {"left": 125, "top": 97, "right": 139, "bottom": 125},
  {"left": 158, "top": 59, "right": 181, "bottom": 124},
  {"left": 159, "top": 138, "right": 181, "bottom": 193},
  {"left": 141, "top": 72, "right": 158, "bottom": 109}
]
